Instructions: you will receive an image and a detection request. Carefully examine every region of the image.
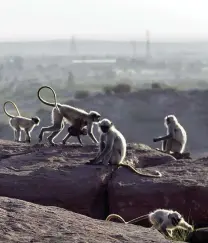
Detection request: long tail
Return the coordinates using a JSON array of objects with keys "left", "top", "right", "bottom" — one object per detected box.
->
[
  {"left": 105, "top": 214, "right": 126, "bottom": 223},
  {"left": 119, "top": 163, "right": 162, "bottom": 178},
  {"left": 106, "top": 213, "right": 149, "bottom": 225},
  {"left": 127, "top": 214, "right": 149, "bottom": 224},
  {"left": 37, "top": 86, "right": 57, "bottom": 107},
  {"left": 3, "top": 101, "right": 21, "bottom": 118}
]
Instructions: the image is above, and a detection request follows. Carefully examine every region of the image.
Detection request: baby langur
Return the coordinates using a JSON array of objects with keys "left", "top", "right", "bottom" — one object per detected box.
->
[
  {"left": 37, "top": 86, "right": 101, "bottom": 146},
  {"left": 87, "top": 118, "right": 162, "bottom": 178},
  {"left": 106, "top": 209, "right": 193, "bottom": 238},
  {"left": 62, "top": 118, "right": 88, "bottom": 146},
  {"left": 3, "top": 101, "right": 40, "bottom": 143},
  {"left": 153, "top": 115, "right": 187, "bottom": 154}
]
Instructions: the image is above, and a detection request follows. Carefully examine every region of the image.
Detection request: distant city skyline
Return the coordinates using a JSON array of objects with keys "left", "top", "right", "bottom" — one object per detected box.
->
[{"left": 1, "top": 0, "right": 208, "bottom": 42}]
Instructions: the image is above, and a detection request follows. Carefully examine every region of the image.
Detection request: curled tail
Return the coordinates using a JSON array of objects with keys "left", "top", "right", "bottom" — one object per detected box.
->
[
  {"left": 37, "top": 86, "right": 57, "bottom": 108},
  {"left": 119, "top": 163, "right": 162, "bottom": 178},
  {"left": 106, "top": 214, "right": 126, "bottom": 223},
  {"left": 3, "top": 101, "right": 21, "bottom": 118}
]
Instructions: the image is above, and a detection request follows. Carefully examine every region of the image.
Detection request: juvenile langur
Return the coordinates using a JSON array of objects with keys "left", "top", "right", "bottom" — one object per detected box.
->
[
  {"left": 106, "top": 209, "right": 193, "bottom": 238},
  {"left": 87, "top": 118, "right": 162, "bottom": 178},
  {"left": 37, "top": 86, "right": 101, "bottom": 146},
  {"left": 62, "top": 118, "right": 88, "bottom": 146},
  {"left": 153, "top": 115, "right": 187, "bottom": 154},
  {"left": 3, "top": 101, "right": 40, "bottom": 143}
]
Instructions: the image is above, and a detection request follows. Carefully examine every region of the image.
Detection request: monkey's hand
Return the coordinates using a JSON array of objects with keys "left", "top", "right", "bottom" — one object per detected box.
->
[{"left": 153, "top": 138, "right": 160, "bottom": 142}]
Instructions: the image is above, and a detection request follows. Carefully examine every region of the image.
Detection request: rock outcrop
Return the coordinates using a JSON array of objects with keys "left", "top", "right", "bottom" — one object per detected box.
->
[
  {"left": 0, "top": 139, "right": 207, "bottom": 230},
  {"left": 0, "top": 196, "right": 176, "bottom": 243}
]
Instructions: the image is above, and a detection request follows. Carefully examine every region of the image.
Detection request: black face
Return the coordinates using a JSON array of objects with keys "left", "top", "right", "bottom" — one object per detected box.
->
[
  {"left": 100, "top": 125, "right": 110, "bottom": 133},
  {"left": 92, "top": 114, "right": 101, "bottom": 122},
  {"left": 166, "top": 117, "right": 171, "bottom": 124},
  {"left": 31, "top": 117, "right": 40, "bottom": 124},
  {"left": 170, "top": 215, "right": 181, "bottom": 226}
]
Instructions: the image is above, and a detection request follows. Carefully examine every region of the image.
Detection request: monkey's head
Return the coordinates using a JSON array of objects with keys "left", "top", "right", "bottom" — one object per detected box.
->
[
  {"left": 168, "top": 212, "right": 182, "bottom": 226},
  {"left": 98, "top": 118, "right": 113, "bottom": 133},
  {"left": 81, "top": 126, "right": 88, "bottom": 135},
  {"left": 164, "top": 114, "right": 178, "bottom": 127},
  {"left": 89, "top": 111, "right": 101, "bottom": 122},
  {"left": 31, "top": 116, "right": 40, "bottom": 125}
]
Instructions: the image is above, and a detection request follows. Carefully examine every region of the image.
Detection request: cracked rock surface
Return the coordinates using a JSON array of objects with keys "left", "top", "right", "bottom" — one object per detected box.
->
[
  {"left": 0, "top": 196, "right": 179, "bottom": 243},
  {"left": 0, "top": 139, "right": 207, "bottom": 230}
]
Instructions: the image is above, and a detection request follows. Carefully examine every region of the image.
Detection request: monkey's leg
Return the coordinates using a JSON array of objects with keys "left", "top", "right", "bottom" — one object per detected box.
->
[
  {"left": 13, "top": 129, "right": 17, "bottom": 142},
  {"left": 159, "top": 223, "right": 172, "bottom": 238},
  {"left": 47, "top": 130, "right": 61, "bottom": 146},
  {"left": 171, "top": 139, "right": 182, "bottom": 153},
  {"left": 107, "top": 150, "right": 119, "bottom": 166},
  {"left": 102, "top": 151, "right": 113, "bottom": 166},
  {"left": 162, "top": 140, "right": 167, "bottom": 151},
  {"left": 62, "top": 133, "right": 72, "bottom": 145},
  {"left": 77, "top": 135, "right": 83, "bottom": 146},
  {"left": 164, "top": 139, "right": 172, "bottom": 153},
  {"left": 14, "top": 128, "right": 21, "bottom": 142},
  {"left": 38, "top": 124, "right": 62, "bottom": 143},
  {"left": 47, "top": 123, "right": 65, "bottom": 146},
  {"left": 24, "top": 128, "right": 31, "bottom": 143}
]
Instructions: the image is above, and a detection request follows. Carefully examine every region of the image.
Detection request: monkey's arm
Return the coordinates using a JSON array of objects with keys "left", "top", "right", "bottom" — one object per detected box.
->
[
  {"left": 159, "top": 222, "right": 171, "bottom": 237},
  {"left": 87, "top": 122, "right": 98, "bottom": 144},
  {"left": 90, "top": 134, "right": 106, "bottom": 162},
  {"left": 153, "top": 134, "right": 172, "bottom": 142},
  {"left": 178, "top": 220, "right": 193, "bottom": 231},
  {"left": 92, "top": 134, "right": 114, "bottom": 163}
]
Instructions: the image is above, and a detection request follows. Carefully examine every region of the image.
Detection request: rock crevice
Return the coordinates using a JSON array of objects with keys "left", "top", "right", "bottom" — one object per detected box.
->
[{"left": 0, "top": 139, "right": 207, "bottom": 230}]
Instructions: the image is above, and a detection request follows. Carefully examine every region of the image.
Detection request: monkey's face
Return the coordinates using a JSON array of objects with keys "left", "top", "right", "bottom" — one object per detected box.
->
[
  {"left": 165, "top": 115, "right": 177, "bottom": 126},
  {"left": 168, "top": 213, "right": 182, "bottom": 226},
  {"left": 81, "top": 127, "right": 88, "bottom": 135},
  {"left": 89, "top": 111, "right": 101, "bottom": 122},
  {"left": 31, "top": 117, "right": 40, "bottom": 125},
  {"left": 99, "top": 118, "right": 113, "bottom": 133},
  {"left": 100, "top": 125, "right": 110, "bottom": 133}
]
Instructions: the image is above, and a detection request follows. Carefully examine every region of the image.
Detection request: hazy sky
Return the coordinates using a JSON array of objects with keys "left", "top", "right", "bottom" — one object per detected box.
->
[{"left": 0, "top": 0, "right": 208, "bottom": 41}]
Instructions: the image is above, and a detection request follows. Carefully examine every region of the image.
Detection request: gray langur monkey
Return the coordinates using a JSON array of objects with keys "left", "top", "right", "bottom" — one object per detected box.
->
[
  {"left": 153, "top": 115, "right": 187, "bottom": 154},
  {"left": 87, "top": 118, "right": 162, "bottom": 178},
  {"left": 3, "top": 101, "right": 40, "bottom": 143},
  {"left": 37, "top": 86, "right": 101, "bottom": 146},
  {"left": 106, "top": 209, "right": 193, "bottom": 238},
  {"left": 62, "top": 118, "right": 88, "bottom": 146}
]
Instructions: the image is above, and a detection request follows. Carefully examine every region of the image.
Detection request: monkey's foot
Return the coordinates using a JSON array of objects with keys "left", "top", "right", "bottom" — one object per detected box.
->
[
  {"left": 49, "top": 142, "right": 58, "bottom": 147},
  {"left": 62, "top": 140, "right": 66, "bottom": 145}
]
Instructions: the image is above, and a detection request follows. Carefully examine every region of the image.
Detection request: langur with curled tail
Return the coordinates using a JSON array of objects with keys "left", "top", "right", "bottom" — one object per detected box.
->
[
  {"left": 37, "top": 86, "right": 101, "bottom": 146},
  {"left": 3, "top": 101, "right": 40, "bottom": 143},
  {"left": 153, "top": 115, "right": 187, "bottom": 154},
  {"left": 87, "top": 118, "right": 162, "bottom": 178},
  {"left": 62, "top": 118, "right": 88, "bottom": 146},
  {"left": 106, "top": 209, "right": 193, "bottom": 238}
]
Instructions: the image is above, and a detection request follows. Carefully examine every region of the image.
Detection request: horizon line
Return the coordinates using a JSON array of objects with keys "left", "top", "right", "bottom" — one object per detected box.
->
[{"left": 1, "top": 37, "right": 208, "bottom": 44}]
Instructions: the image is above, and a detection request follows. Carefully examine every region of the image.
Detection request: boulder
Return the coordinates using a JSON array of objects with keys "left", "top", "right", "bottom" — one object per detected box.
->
[
  {"left": 0, "top": 139, "right": 207, "bottom": 229},
  {"left": 127, "top": 143, "right": 176, "bottom": 168},
  {"left": 0, "top": 196, "right": 177, "bottom": 243},
  {"left": 0, "top": 140, "right": 110, "bottom": 219},
  {"left": 108, "top": 157, "right": 208, "bottom": 227}
]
